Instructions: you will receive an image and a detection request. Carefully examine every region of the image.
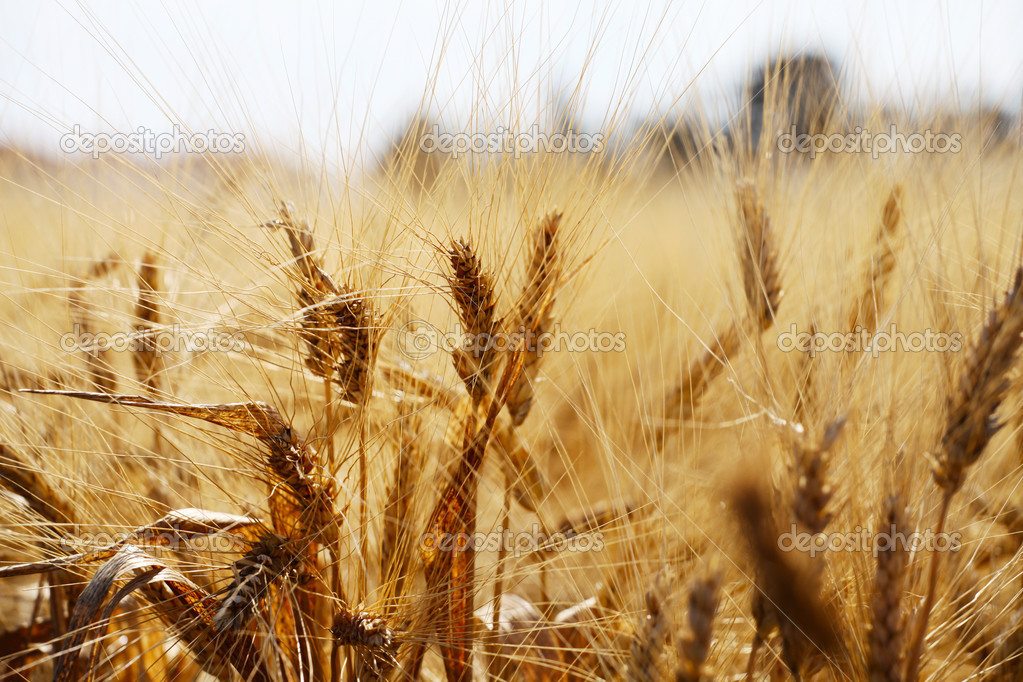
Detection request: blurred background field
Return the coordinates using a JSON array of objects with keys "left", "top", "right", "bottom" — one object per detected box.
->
[{"left": 2, "top": 3, "right": 1023, "bottom": 680}]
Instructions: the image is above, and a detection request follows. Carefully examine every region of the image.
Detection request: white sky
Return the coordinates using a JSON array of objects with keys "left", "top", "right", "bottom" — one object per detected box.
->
[{"left": 2, "top": 0, "right": 1021, "bottom": 163}]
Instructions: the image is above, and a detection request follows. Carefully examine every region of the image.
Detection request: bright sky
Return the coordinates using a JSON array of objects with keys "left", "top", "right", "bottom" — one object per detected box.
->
[{"left": 2, "top": 0, "right": 1021, "bottom": 163}]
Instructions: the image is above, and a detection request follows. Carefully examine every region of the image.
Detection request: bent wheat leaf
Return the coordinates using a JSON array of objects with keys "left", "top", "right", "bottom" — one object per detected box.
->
[
  {"left": 19, "top": 391, "right": 288, "bottom": 439},
  {"left": 83, "top": 566, "right": 164, "bottom": 680},
  {"left": 52, "top": 547, "right": 170, "bottom": 682},
  {"left": 19, "top": 390, "right": 337, "bottom": 538},
  {"left": 0, "top": 508, "right": 261, "bottom": 581},
  {"left": 0, "top": 548, "right": 120, "bottom": 578},
  {"left": 135, "top": 508, "right": 263, "bottom": 546},
  {"left": 49, "top": 545, "right": 266, "bottom": 682}
]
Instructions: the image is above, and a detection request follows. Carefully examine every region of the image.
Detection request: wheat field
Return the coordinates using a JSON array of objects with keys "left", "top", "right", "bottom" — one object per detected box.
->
[{"left": 2, "top": 8, "right": 1023, "bottom": 682}]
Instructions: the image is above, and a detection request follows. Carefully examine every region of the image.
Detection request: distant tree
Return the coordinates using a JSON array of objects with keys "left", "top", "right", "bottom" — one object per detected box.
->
[{"left": 735, "top": 52, "right": 843, "bottom": 154}]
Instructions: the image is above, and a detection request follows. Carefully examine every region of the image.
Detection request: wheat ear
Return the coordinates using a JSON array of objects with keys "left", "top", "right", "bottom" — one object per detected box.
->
[
  {"left": 905, "top": 266, "right": 1023, "bottom": 681},
  {"left": 868, "top": 496, "right": 910, "bottom": 682},
  {"left": 676, "top": 570, "right": 722, "bottom": 682},
  {"left": 506, "top": 210, "right": 562, "bottom": 424},
  {"left": 626, "top": 573, "right": 671, "bottom": 682},
  {"left": 848, "top": 186, "right": 903, "bottom": 332},
  {"left": 448, "top": 238, "right": 501, "bottom": 407}
]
